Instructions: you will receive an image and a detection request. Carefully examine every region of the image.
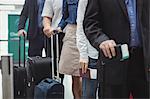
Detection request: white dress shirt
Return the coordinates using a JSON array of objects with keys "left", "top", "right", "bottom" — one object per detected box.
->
[
  {"left": 76, "top": 0, "right": 98, "bottom": 63},
  {"left": 42, "top": 0, "right": 63, "bottom": 29}
]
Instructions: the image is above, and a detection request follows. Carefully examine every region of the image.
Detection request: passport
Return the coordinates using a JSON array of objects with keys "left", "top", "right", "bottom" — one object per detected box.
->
[
  {"left": 79, "top": 68, "right": 97, "bottom": 79},
  {"left": 100, "top": 44, "right": 129, "bottom": 64}
]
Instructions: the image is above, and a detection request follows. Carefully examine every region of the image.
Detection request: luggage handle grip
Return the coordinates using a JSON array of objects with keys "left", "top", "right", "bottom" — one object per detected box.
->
[
  {"left": 53, "top": 30, "right": 59, "bottom": 35},
  {"left": 43, "top": 78, "right": 53, "bottom": 84}
]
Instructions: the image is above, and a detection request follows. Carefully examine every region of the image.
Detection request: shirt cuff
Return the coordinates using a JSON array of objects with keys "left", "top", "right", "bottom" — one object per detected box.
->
[{"left": 58, "top": 20, "right": 67, "bottom": 30}]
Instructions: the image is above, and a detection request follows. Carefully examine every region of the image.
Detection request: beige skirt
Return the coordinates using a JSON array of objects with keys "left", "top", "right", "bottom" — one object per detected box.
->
[{"left": 59, "top": 24, "right": 80, "bottom": 76}]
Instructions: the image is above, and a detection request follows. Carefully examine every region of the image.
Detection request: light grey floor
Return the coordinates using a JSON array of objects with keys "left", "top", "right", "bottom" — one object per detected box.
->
[
  {"left": 63, "top": 75, "right": 74, "bottom": 99},
  {"left": 0, "top": 70, "right": 2, "bottom": 99}
]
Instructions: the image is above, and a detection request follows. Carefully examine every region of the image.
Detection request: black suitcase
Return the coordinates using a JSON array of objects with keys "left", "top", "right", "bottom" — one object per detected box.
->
[
  {"left": 34, "top": 32, "right": 64, "bottom": 99},
  {"left": 13, "top": 34, "right": 27, "bottom": 99},
  {"left": 26, "top": 33, "right": 64, "bottom": 99},
  {"left": 26, "top": 56, "right": 52, "bottom": 99},
  {"left": 26, "top": 36, "right": 52, "bottom": 99},
  {"left": 14, "top": 66, "right": 27, "bottom": 99},
  {"left": 27, "top": 56, "right": 52, "bottom": 84}
]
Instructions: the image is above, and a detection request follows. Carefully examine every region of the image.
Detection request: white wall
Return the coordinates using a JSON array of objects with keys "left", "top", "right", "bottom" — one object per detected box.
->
[
  {"left": 0, "top": 0, "right": 24, "bottom": 59},
  {"left": 0, "top": 2, "right": 25, "bottom": 98},
  {"left": 0, "top": 0, "right": 24, "bottom": 5}
]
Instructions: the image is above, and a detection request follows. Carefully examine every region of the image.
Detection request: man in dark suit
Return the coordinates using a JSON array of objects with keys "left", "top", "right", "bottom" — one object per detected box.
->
[
  {"left": 18, "top": 0, "right": 45, "bottom": 57},
  {"left": 83, "top": 0, "right": 149, "bottom": 98},
  {"left": 142, "top": 0, "right": 150, "bottom": 81}
]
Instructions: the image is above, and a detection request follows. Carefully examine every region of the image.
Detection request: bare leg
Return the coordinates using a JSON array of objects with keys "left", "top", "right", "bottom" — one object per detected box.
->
[{"left": 72, "top": 76, "right": 82, "bottom": 99}]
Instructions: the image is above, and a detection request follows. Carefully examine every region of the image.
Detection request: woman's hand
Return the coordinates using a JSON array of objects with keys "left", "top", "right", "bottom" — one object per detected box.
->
[{"left": 80, "top": 61, "right": 88, "bottom": 74}]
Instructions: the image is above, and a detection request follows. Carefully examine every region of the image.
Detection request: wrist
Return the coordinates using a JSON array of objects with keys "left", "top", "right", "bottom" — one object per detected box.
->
[
  {"left": 44, "top": 25, "right": 50, "bottom": 29},
  {"left": 79, "top": 58, "right": 89, "bottom": 63}
]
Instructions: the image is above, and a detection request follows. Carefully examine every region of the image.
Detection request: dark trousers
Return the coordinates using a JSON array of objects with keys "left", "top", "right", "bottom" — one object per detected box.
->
[
  {"left": 99, "top": 47, "right": 149, "bottom": 99},
  {"left": 28, "top": 34, "right": 45, "bottom": 57},
  {"left": 127, "top": 47, "right": 149, "bottom": 99}
]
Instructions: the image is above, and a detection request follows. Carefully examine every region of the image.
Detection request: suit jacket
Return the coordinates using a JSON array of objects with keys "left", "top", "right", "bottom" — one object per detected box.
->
[
  {"left": 18, "top": 0, "right": 43, "bottom": 40},
  {"left": 83, "top": 0, "right": 149, "bottom": 84},
  {"left": 141, "top": 0, "right": 150, "bottom": 81}
]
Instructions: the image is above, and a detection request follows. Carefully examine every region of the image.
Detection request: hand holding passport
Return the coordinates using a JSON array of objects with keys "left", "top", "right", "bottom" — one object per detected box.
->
[
  {"left": 100, "top": 43, "right": 129, "bottom": 61},
  {"left": 99, "top": 39, "right": 129, "bottom": 60},
  {"left": 79, "top": 68, "right": 97, "bottom": 79},
  {"left": 79, "top": 43, "right": 129, "bottom": 80}
]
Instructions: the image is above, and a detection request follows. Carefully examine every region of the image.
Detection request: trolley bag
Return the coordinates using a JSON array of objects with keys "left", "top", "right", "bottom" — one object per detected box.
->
[
  {"left": 26, "top": 37, "right": 52, "bottom": 99},
  {"left": 13, "top": 34, "right": 27, "bottom": 99},
  {"left": 26, "top": 56, "right": 52, "bottom": 99},
  {"left": 27, "top": 56, "right": 52, "bottom": 84},
  {"left": 46, "top": 32, "right": 65, "bottom": 83},
  {"left": 34, "top": 31, "right": 64, "bottom": 99}
]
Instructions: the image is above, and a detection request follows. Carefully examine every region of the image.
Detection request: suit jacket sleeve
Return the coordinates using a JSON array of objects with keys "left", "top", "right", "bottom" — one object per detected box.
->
[
  {"left": 18, "top": 0, "right": 29, "bottom": 31},
  {"left": 83, "top": 0, "right": 109, "bottom": 50}
]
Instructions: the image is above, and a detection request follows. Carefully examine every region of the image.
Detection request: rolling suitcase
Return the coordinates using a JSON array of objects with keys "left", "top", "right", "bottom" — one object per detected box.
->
[
  {"left": 26, "top": 56, "right": 52, "bottom": 99},
  {"left": 13, "top": 34, "right": 27, "bottom": 99},
  {"left": 26, "top": 33, "right": 64, "bottom": 99},
  {"left": 34, "top": 32, "right": 64, "bottom": 99},
  {"left": 26, "top": 56, "right": 52, "bottom": 84},
  {"left": 26, "top": 37, "right": 52, "bottom": 99}
]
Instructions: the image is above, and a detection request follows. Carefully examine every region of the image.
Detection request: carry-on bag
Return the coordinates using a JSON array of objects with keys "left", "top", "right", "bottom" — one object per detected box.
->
[
  {"left": 26, "top": 32, "right": 64, "bottom": 99},
  {"left": 26, "top": 56, "right": 52, "bottom": 99},
  {"left": 13, "top": 34, "right": 27, "bottom": 99},
  {"left": 26, "top": 34, "right": 53, "bottom": 99},
  {"left": 34, "top": 31, "right": 64, "bottom": 99}
]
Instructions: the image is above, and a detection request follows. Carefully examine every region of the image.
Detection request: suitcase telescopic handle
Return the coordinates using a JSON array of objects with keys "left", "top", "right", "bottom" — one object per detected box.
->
[
  {"left": 51, "top": 30, "right": 60, "bottom": 81},
  {"left": 53, "top": 30, "right": 59, "bottom": 34},
  {"left": 19, "top": 32, "right": 26, "bottom": 67},
  {"left": 53, "top": 30, "right": 60, "bottom": 79}
]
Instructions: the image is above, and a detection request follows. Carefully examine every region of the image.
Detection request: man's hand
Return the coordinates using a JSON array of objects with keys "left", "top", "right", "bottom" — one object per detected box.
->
[
  {"left": 80, "top": 61, "right": 88, "bottom": 74},
  {"left": 43, "top": 26, "right": 54, "bottom": 38},
  {"left": 99, "top": 40, "right": 117, "bottom": 58},
  {"left": 18, "top": 29, "right": 27, "bottom": 37}
]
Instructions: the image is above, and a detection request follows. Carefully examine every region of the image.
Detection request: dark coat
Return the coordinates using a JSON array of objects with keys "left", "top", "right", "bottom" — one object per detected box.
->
[
  {"left": 83, "top": 0, "right": 149, "bottom": 84},
  {"left": 141, "top": 0, "right": 150, "bottom": 81},
  {"left": 18, "top": 0, "right": 43, "bottom": 40}
]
